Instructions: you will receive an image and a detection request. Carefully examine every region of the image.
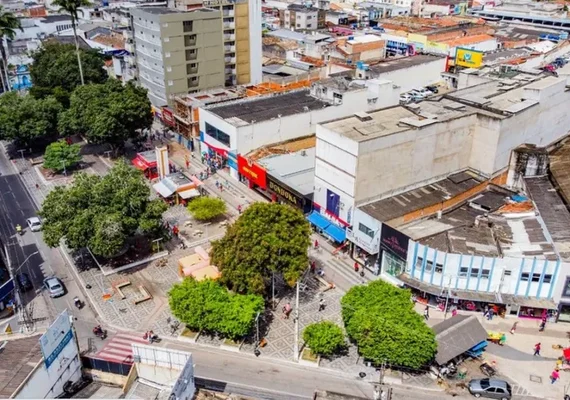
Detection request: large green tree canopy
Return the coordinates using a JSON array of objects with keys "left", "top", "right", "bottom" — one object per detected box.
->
[
  {"left": 0, "top": 92, "right": 63, "bottom": 147},
  {"left": 58, "top": 79, "right": 152, "bottom": 151},
  {"left": 341, "top": 280, "right": 437, "bottom": 369},
  {"left": 29, "top": 42, "right": 106, "bottom": 104},
  {"left": 43, "top": 140, "right": 81, "bottom": 172},
  {"left": 210, "top": 203, "right": 311, "bottom": 295},
  {"left": 39, "top": 160, "right": 166, "bottom": 258},
  {"left": 169, "top": 278, "right": 264, "bottom": 339}
]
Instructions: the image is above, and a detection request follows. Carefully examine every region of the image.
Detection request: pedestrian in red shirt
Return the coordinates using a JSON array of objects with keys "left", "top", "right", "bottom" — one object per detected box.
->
[{"left": 534, "top": 342, "right": 541, "bottom": 356}]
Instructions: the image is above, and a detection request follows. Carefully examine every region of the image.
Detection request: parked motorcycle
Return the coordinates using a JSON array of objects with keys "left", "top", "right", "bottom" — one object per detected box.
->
[
  {"left": 74, "top": 297, "right": 82, "bottom": 309},
  {"left": 93, "top": 325, "right": 107, "bottom": 340}
]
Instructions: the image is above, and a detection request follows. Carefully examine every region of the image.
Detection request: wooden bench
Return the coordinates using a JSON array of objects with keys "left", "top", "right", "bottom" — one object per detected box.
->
[
  {"left": 114, "top": 281, "right": 131, "bottom": 300},
  {"left": 134, "top": 285, "right": 153, "bottom": 305}
]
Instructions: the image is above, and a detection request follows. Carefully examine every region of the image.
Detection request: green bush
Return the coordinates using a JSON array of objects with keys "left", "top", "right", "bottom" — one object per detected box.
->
[
  {"left": 303, "top": 321, "right": 345, "bottom": 356},
  {"left": 341, "top": 280, "right": 437, "bottom": 369},
  {"left": 187, "top": 196, "right": 227, "bottom": 221},
  {"left": 168, "top": 277, "right": 264, "bottom": 340}
]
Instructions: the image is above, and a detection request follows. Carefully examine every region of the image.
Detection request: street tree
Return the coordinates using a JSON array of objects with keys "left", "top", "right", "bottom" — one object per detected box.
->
[
  {"left": 59, "top": 79, "right": 152, "bottom": 152},
  {"left": 303, "top": 321, "right": 346, "bottom": 356},
  {"left": 43, "top": 140, "right": 81, "bottom": 173},
  {"left": 169, "top": 278, "right": 264, "bottom": 339},
  {"left": 341, "top": 280, "right": 437, "bottom": 369},
  {"left": 39, "top": 160, "right": 167, "bottom": 257},
  {"left": 187, "top": 196, "right": 227, "bottom": 221},
  {"left": 210, "top": 202, "right": 311, "bottom": 295},
  {"left": 29, "top": 43, "right": 106, "bottom": 105},
  {"left": 0, "top": 6, "right": 22, "bottom": 92},
  {"left": 0, "top": 92, "right": 63, "bottom": 147}
]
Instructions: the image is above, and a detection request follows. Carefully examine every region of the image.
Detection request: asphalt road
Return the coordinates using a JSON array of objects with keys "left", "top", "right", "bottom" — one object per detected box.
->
[{"left": 0, "top": 146, "right": 99, "bottom": 344}]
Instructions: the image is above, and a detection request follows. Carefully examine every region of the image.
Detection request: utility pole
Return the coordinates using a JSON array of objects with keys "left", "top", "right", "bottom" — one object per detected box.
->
[
  {"left": 443, "top": 275, "right": 452, "bottom": 320},
  {"left": 293, "top": 280, "right": 300, "bottom": 361}
]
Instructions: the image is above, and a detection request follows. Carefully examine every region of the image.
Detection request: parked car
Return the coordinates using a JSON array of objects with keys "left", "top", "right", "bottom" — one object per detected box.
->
[
  {"left": 16, "top": 273, "right": 33, "bottom": 292},
  {"left": 408, "top": 90, "right": 425, "bottom": 102},
  {"left": 468, "top": 378, "right": 512, "bottom": 400},
  {"left": 414, "top": 87, "right": 434, "bottom": 97},
  {"left": 426, "top": 85, "right": 439, "bottom": 94},
  {"left": 399, "top": 94, "right": 413, "bottom": 104},
  {"left": 43, "top": 277, "right": 65, "bottom": 298},
  {"left": 26, "top": 217, "right": 42, "bottom": 232}
]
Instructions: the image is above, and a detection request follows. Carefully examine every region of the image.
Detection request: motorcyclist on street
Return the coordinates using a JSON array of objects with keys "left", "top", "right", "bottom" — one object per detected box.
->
[{"left": 16, "top": 224, "right": 22, "bottom": 235}]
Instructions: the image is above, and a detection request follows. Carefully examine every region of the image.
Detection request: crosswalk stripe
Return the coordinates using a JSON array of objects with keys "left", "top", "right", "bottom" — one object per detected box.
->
[
  {"left": 102, "top": 347, "right": 132, "bottom": 356},
  {"left": 106, "top": 342, "right": 133, "bottom": 351},
  {"left": 325, "top": 258, "right": 363, "bottom": 286},
  {"left": 97, "top": 351, "right": 133, "bottom": 363},
  {"left": 115, "top": 333, "right": 148, "bottom": 343},
  {"left": 113, "top": 337, "right": 145, "bottom": 346}
]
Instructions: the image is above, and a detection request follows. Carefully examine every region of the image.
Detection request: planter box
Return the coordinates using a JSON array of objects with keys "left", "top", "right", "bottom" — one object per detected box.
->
[
  {"left": 220, "top": 338, "right": 242, "bottom": 352},
  {"left": 178, "top": 328, "right": 200, "bottom": 343},
  {"left": 299, "top": 347, "right": 320, "bottom": 367}
]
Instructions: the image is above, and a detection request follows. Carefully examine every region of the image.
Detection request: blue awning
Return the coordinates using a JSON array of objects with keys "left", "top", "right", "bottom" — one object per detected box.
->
[
  {"left": 307, "top": 211, "right": 330, "bottom": 230},
  {"left": 324, "top": 223, "right": 346, "bottom": 243}
]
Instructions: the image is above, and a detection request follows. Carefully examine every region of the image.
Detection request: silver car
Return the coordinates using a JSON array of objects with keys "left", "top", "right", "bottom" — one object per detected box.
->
[
  {"left": 43, "top": 277, "right": 65, "bottom": 298},
  {"left": 26, "top": 217, "right": 42, "bottom": 232},
  {"left": 468, "top": 378, "right": 512, "bottom": 400}
]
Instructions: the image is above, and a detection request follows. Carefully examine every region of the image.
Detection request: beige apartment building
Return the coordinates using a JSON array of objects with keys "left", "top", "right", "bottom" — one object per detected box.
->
[
  {"left": 130, "top": 7, "right": 225, "bottom": 107},
  {"left": 171, "top": 0, "right": 262, "bottom": 86}
]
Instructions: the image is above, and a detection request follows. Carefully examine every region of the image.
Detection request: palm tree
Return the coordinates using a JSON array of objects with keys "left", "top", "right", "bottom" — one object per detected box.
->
[
  {"left": 52, "top": 0, "right": 91, "bottom": 86},
  {"left": 0, "top": 6, "right": 22, "bottom": 93}
]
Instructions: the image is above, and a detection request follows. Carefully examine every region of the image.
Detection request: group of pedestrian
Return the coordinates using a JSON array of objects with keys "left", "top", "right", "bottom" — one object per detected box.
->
[{"left": 143, "top": 330, "right": 157, "bottom": 344}]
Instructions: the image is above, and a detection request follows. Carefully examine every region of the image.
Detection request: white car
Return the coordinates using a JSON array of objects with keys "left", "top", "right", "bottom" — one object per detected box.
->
[
  {"left": 26, "top": 217, "right": 42, "bottom": 232},
  {"left": 399, "top": 94, "right": 412, "bottom": 104},
  {"left": 408, "top": 90, "right": 425, "bottom": 102},
  {"left": 414, "top": 88, "right": 433, "bottom": 97}
]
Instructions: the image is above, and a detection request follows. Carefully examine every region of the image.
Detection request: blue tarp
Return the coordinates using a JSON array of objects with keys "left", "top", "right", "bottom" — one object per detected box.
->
[
  {"left": 307, "top": 211, "right": 330, "bottom": 231},
  {"left": 324, "top": 223, "right": 346, "bottom": 243},
  {"left": 511, "top": 195, "right": 528, "bottom": 202}
]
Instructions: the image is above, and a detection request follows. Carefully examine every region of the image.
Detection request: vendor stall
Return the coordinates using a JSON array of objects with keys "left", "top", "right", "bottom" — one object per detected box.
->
[{"left": 153, "top": 173, "right": 203, "bottom": 205}]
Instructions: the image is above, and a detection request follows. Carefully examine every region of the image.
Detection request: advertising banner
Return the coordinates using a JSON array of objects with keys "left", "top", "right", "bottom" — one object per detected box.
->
[
  {"left": 380, "top": 224, "right": 410, "bottom": 261},
  {"left": 455, "top": 48, "right": 484, "bottom": 69},
  {"left": 237, "top": 155, "right": 267, "bottom": 189},
  {"left": 40, "top": 310, "right": 75, "bottom": 369},
  {"left": 267, "top": 175, "right": 304, "bottom": 209}
]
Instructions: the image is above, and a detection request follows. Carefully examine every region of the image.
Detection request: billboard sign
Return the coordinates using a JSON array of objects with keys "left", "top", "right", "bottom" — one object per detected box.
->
[
  {"left": 380, "top": 224, "right": 410, "bottom": 261},
  {"left": 455, "top": 48, "right": 484, "bottom": 69},
  {"left": 40, "top": 310, "right": 74, "bottom": 369}
]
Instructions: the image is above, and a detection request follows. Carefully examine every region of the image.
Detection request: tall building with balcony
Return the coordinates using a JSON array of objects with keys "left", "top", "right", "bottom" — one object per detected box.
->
[
  {"left": 172, "top": 0, "right": 262, "bottom": 86},
  {"left": 130, "top": 7, "right": 226, "bottom": 107}
]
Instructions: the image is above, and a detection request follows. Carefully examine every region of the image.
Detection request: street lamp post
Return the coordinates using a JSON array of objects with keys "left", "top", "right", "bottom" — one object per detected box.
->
[
  {"left": 61, "top": 160, "right": 66, "bottom": 176},
  {"left": 443, "top": 275, "right": 453, "bottom": 320},
  {"left": 12, "top": 251, "right": 39, "bottom": 332}
]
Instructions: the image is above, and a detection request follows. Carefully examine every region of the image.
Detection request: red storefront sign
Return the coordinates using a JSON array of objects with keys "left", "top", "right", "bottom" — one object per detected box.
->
[
  {"left": 161, "top": 107, "right": 176, "bottom": 127},
  {"left": 237, "top": 155, "right": 267, "bottom": 189}
]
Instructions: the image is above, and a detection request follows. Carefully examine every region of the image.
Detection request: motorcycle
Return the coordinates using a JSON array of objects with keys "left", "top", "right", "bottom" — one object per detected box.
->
[
  {"left": 74, "top": 297, "right": 82, "bottom": 309},
  {"left": 93, "top": 325, "right": 107, "bottom": 340},
  {"left": 16, "top": 224, "right": 23, "bottom": 236}
]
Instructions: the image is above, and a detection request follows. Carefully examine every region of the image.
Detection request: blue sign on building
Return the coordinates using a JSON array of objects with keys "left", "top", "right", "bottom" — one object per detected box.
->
[{"left": 44, "top": 329, "right": 73, "bottom": 369}]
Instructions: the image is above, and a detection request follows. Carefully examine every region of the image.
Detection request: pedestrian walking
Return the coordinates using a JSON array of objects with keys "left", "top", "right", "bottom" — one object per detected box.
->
[
  {"left": 510, "top": 321, "right": 518, "bottom": 335},
  {"left": 237, "top": 204, "right": 242, "bottom": 214},
  {"left": 551, "top": 369, "right": 560, "bottom": 384},
  {"left": 310, "top": 260, "right": 316, "bottom": 274},
  {"left": 487, "top": 308, "right": 494, "bottom": 321},
  {"left": 318, "top": 298, "right": 326, "bottom": 312},
  {"left": 215, "top": 180, "right": 219, "bottom": 190},
  {"left": 354, "top": 262, "right": 359, "bottom": 272},
  {"left": 483, "top": 305, "right": 489, "bottom": 318},
  {"left": 424, "top": 306, "right": 429, "bottom": 321},
  {"left": 539, "top": 320, "right": 546, "bottom": 332},
  {"left": 283, "top": 303, "right": 292, "bottom": 319},
  {"left": 534, "top": 342, "right": 541, "bottom": 356}
]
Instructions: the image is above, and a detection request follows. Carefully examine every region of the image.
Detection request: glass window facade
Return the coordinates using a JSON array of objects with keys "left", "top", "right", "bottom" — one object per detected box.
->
[{"left": 205, "top": 122, "right": 230, "bottom": 147}]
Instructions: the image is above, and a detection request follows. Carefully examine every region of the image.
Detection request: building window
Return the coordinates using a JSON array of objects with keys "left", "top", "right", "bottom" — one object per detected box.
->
[
  {"left": 205, "top": 122, "right": 230, "bottom": 147},
  {"left": 521, "top": 273, "right": 529, "bottom": 282},
  {"left": 481, "top": 269, "right": 490, "bottom": 279},
  {"left": 358, "top": 223, "right": 374, "bottom": 238},
  {"left": 504, "top": 269, "right": 511, "bottom": 276},
  {"left": 297, "top": 23, "right": 301, "bottom": 28},
  {"left": 425, "top": 260, "right": 433, "bottom": 272},
  {"left": 183, "top": 21, "right": 193, "bottom": 32},
  {"left": 307, "top": 15, "right": 312, "bottom": 19},
  {"left": 459, "top": 267, "right": 468, "bottom": 277},
  {"left": 415, "top": 257, "right": 423, "bottom": 270},
  {"left": 470, "top": 268, "right": 479, "bottom": 278},
  {"left": 435, "top": 264, "right": 443, "bottom": 273},
  {"left": 563, "top": 277, "right": 570, "bottom": 297},
  {"left": 543, "top": 274, "right": 552, "bottom": 283}
]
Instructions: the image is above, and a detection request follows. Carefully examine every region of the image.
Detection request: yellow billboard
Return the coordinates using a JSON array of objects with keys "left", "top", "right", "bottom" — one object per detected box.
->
[{"left": 455, "top": 48, "right": 484, "bottom": 69}]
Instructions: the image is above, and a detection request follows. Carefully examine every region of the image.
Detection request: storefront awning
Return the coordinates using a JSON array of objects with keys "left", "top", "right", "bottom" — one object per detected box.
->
[
  {"left": 132, "top": 156, "right": 150, "bottom": 171},
  {"left": 154, "top": 181, "right": 175, "bottom": 198},
  {"left": 307, "top": 211, "right": 330, "bottom": 230},
  {"left": 500, "top": 294, "right": 557, "bottom": 310},
  {"left": 178, "top": 189, "right": 200, "bottom": 199},
  {"left": 324, "top": 223, "right": 346, "bottom": 243}
]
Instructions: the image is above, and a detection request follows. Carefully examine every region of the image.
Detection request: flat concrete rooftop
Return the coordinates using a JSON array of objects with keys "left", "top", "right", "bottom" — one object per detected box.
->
[{"left": 258, "top": 147, "right": 315, "bottom": 196}]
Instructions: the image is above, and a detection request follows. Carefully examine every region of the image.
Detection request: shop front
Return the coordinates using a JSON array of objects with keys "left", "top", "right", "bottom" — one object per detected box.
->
[
  {"left": 237, "top": 155, "right": 267, "bottom": 191},
  {"left": 161, "top": 106, "right": 176, "bottom": 128},
  {"left": 379, "top": 224, "right": 410, "bottom": 278},
  {"left": 266, "top": 174, "right": 312, "bottom": 214},
  {"left": 200, "top": 131, "right": 237, "bottom": 179}
]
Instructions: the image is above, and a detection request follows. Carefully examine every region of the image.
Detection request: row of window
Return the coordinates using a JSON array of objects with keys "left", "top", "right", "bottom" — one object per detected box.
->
[
  {"left": 205, "top": 123, "right": 230, "bottom": 147},
  {"left": 415, "top": 257, "right": 552, "bottom": 283}
]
